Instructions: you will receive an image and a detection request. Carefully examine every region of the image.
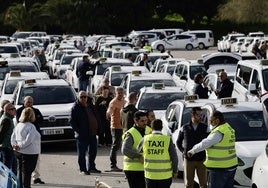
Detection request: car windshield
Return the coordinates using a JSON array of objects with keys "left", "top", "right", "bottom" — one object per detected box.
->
[
  {"left": 18, "top": 86, "right": 76, "bottom": 105},
  {"left": 9, "top": 65, "right": 38, "bottom": 72},
  {"left": 61, "top": 56, "right": 81, "bottom": 65},
  {"left": 262, "top": 69, "right": 268, "bottom": 91},
  {"left": 166, "top": 66, "right": 175, "bottom": 75},
  {"left": 0, "top": 46, "right": 18, "bottom": 53},
  {"left": 111, "top": 73, "right": 126, "bottom": 86},
  {"left": 4, "top": 80, "right": 22, "bottom": 94},
  {"left": 190, "top": 65, "right": 206, "bottom": 79},
  {"left": 138, "top": 92, "right": 186, "bottom": 110},
  {"left": 129, "top": 80, "right": 176, "bottom": 94},
  {"left": 224, "top": 111, "right": 268, "bottom": 141},
  {"left": 149, "top": 56, "right": 170, "bottom": 65}
]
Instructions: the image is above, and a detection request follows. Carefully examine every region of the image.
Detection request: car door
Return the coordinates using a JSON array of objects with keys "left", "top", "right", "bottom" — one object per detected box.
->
[{"left": 165, "top": 35, "right": 176, "bottom": 48}]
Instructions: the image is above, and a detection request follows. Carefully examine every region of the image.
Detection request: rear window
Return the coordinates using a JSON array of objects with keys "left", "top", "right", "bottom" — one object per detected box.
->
[
  {"left": 0, "top": 46, "right": 18, "bottom": 53},
  {"left": 195, "top": 33, "right": 206, "bottom": 38}
]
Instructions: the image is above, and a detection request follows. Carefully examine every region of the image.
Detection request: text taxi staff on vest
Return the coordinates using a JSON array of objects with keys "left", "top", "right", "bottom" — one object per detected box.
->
[
  {"left": 187, "top": 111, "right": 238, "bottom": 188},
  {"left": 138, "top": 119, "right": 178, "bottom": 188},
  {"left": 121, "top": 111, "right": 151, "bottom": 188}
]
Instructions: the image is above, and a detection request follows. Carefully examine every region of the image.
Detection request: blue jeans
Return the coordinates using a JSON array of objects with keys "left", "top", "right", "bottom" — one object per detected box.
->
[
  {"left": 76, "top": 135, "right": 97, "bottom": 172},
  {"left": 78, "top": 80, "right": 89, "bottom": 92},
  {"left": 209, "top": 168, "right": 236, "bottom": 188}
]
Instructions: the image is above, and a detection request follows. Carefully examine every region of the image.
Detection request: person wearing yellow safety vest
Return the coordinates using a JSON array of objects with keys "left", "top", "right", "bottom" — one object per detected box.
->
[
  {"left": 121, "top": 111, "right": 151, "bottom": 188},
  {"left": 187, "top": 111, "right": 238, "bottom": 188},
  {"left": 138, "top": 119, "right": 178, "bottom": 188},
  {"left": 143, "top": 42, "right": 153, "bottom": 52}
]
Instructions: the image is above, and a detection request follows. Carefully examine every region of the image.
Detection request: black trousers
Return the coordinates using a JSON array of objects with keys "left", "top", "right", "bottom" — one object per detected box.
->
[
  {"left": 109, "top": 129, "right": 122, "bottom": 167},
  {"left": 16, "top": 152, "right": 38, "bottom": 188},
  {"left": 124, "top": 171, "right": 145, "bottom": 188},
  {"left": 145, "top": 177, "right": 172, "bottom": 188}
]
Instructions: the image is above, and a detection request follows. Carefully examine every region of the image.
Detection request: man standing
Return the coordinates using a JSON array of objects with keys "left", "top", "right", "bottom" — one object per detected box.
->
[
  {"left": 76, "top": 55, "right": 95, "bottom": 92},
  {"left": 70, "top": 91, "right": 101, "bottom": 175},
  {"left": 140, "top": 119, "right": 178, "bottom": 188},
  {"left": 177, "top": 107, "right": 209, "bottom": 188},
  {"left": 214, "top": 71, "right": 233, "bottom": 99},
  {"left": 121, "top": 111, "right": 151, "bottom": 188},
  {"left": 0, "top": 103, "right": 16, "bottom": 172},
  {"left": 120, "top": 92, "right": 138, "bottom": 133},
  {"left": 106, "top": 87, "right": 126, "bottom": 171},
  {"left": 187, "top": 111, "right": 238, "bottom": 188},
  {"left": 16, "top": 96, "right": 45, "bottom": 184}
]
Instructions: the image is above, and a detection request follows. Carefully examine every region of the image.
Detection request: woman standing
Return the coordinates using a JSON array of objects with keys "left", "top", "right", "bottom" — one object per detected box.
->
[
  {"left": 193, "top": 73, "right": 209, "bottom": 99},
  {"left": 11, "top": 107, "right": 41, "bottom": 188}
]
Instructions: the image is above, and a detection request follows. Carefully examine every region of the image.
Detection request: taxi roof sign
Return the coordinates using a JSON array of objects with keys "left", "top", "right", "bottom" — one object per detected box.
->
[
  {"left": 24, "top": 79, "right": 36, "bottom": 84},
  {"left": 132, "top": 70, "right": 141, "bottom": 76},
  {"left": 197, "top": 59, "right": 203, "bottom": 64},
  {"left": 112, "top": 66, "right": 121, "bottom": 71},
  {"left": 115, "top": 48, "right": 121, "bottom": 51},
  {"left": 221, "top": 98, "right": 237, "bottom": 106},
  {"left": 99, "top": 57, "right": 107, "bottom": 62},
  {"left": 10, "top": 70, "right": 21, "bottom": 77},
  {"left": 260, "top": 59, "right": 268, "bottom": 65},
  {"left": 168, "top": 60, "right": 176, "bottom": 65},
  {"left": 184, "top": 95, "right": 199, "bottom": 102},
  {"left": 152, "top": 83, "right": 164, "bottom": 89},
  {"left": 0, "top": 61, "right": 8, "bottom": 66}
]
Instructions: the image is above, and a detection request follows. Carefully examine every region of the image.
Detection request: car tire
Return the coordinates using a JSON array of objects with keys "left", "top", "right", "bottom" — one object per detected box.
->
[
  {"left": 157, "top": 44, "right": 165, "bottom": 52},
  {"left": 186, "top": 44, "right": 193, "bottom": 51},
  {"left": 198, "top": 43, "right": 205, "bottom": 50}
]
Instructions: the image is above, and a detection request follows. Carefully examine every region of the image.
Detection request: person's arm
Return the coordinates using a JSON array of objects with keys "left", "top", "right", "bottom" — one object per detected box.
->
[
  {"left": 17, "top": 124, "right": 38, "bottom": 149},
  {"left": 106, "top": 101, "right": 114, "bottom": 120},
  {"left": 176, "top": 128, "right": 184, "bottom": 153},
  {"left": 169, "top": 138, "right": 178, "bottom": 174},
  {"left": 121, "top": 133, "right": 142, "bottom": 159},
  {"left": 0, "top": 119, "right": 10, "bottom": 144},
  {"left": 187, "top": 131, "right": 223, "bottom": 157}
]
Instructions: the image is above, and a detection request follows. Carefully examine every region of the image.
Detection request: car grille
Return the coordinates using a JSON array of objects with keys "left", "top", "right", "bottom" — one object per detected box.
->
[{"left": 41, "top": 118, "right": 69, "bottom": 127}]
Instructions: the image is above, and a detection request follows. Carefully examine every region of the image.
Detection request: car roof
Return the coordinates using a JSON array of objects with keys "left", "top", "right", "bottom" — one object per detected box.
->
[
  {"left": 139, "top": 86, "right": 186, "bottom": 94},
  {"left": 127, "top": 72, "right": 173, "bottom": 81},
  {"left": 6, "top": 72, "right": 49, "bottom": 80},
  {"left": 21, "top": 79, "right": 70, "bottom": 87}
]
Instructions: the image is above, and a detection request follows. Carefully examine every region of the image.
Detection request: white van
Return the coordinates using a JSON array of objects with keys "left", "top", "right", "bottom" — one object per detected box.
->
[
  {"left": 232, "top": 59, "right": 268, "bottom": 101},
  {"left": 181, "top": 30, "right": 214, "bottom": 49},
  {"left": 149, "top": 28, "right": 184, "bottom": 36}
]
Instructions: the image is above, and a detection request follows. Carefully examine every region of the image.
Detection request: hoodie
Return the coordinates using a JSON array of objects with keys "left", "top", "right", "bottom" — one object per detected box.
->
[{"left": 120, "top": 104, "right": 138, "bottom": 133}]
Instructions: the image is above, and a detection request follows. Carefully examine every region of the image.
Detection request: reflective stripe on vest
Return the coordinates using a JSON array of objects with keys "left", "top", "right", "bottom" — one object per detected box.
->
[
  {"left": 204, "top": 122, "right": 238, "bottom": 168},
  {"left": 123, "top": 126, "right": 151, "bottom": 171},
  {"left": 143, "top": 134, "right": 172, "bottom": 180}
]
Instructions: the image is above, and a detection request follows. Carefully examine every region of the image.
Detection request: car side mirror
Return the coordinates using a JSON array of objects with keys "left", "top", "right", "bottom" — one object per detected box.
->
[{"left": 168, "top": 121, "right": 178, "bottom": 133}]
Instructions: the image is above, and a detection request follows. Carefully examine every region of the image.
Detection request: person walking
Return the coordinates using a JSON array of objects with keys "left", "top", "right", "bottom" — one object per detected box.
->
[
  {"left": 0, "top": 103, "right": 16, "bottom": 174},
  {"left": 106, "top": 87, "right": 126, "bottom": 171},
  {"left": 193, "top": 73, "right": 208, "bottom": 99},
  {"left": 121, "top": 111, "right": 151, "bottom": 188},
  {"left": 120, "top": 92, "right": 138, "bottom": 133},
  {"left": 177, "top": 107, "right": 210, "bottom": 188},
  {"left": 11, "top": 107, "right": 41, "bottom": 188},
  {"left": 70, "top": 91, "right": 101, "bottom": 175},
  {"left": 187, "top": 111, "right": 238, "bottom": 188},
  {"left": 16, "top": 96, "right": 45, "bottom": 184},
  {"left": 76, "top": 55, "right": 95, "bottom": 92},
  {"left": 214, "top": 71, "right": 233, "bottom": 99},
  {"left": 95, "top": 86, "right": 113, "bottom": 146},
  {"left": 139, "top": 119, "right": 178, "bottom": 188}
]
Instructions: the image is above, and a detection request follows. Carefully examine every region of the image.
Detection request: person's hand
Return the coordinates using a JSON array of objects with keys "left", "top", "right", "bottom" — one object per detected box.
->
[
  {"left": 139, "top": 156, "right": 144, "bottom": 164},
  {"left": 13, "top": 145, "right": 20, "bottom": 151},
  {"left": 187, "top": 151, "right": 193, "bottom": 158},
  {"left": 203, "top": 82, "right": 208, "bottom": 88},
  {"left": 101, "top": 101, "right": 106, "bottom": 105},
  {"left": 173, "top": 172, "right": 178, "bottom": 179}
]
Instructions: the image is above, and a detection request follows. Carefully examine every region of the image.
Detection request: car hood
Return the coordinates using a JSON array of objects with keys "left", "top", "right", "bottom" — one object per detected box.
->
[
  {"left": 154, "top": 110, "right": 165, "bottom": 119},
  {"left": 236, "top": 140, "right": 267, "bottom": 158},
  {"left": 29, "top": 103, "right": 73, "bottom": 117}
]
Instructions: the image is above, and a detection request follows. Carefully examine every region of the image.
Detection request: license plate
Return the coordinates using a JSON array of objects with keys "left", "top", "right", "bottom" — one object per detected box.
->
[{"left": 42, "top": 129, "right": 64, "bottom": 135}]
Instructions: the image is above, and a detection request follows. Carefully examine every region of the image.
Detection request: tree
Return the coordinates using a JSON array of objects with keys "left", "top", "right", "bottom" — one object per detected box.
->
[{"left": 218, "top": 0, "right": 268, "bottom": 24}]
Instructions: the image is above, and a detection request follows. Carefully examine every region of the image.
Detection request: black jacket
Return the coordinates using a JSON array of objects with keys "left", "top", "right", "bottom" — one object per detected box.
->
[
  {"left": 218, "top": 79, "right": 233, "bottom": 99},
  {"left": 120, "top": 104, "right": 138, "bottom": 132},
  {"left": 16, "top": 106, "right": 43, "bottom": 133},
  {"left": 194, "top": 83, "right": 208, "bottom": 99},
  {"left": 177, "top": 122, "right": 209, "bottom": 161},
  {"left": 69, "top": 100, "right": 101, "bottom": 140}
]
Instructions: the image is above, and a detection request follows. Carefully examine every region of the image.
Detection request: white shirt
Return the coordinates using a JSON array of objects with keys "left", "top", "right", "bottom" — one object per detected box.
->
[{"left": 11, "top": 122, "right": 41, "bottom": 154}]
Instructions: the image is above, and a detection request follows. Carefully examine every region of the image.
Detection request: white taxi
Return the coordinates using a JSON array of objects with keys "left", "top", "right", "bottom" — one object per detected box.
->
[
  {"left": 120, "top": 72, "right": 176, "bottom": 97},
  {"left": 12, "top": 79, "right": 77, "bottom": 143},
  {"left": 172, "top": 59, "right": 207, "bottom": 94},
  {"left": 1, "top": 71, "right": 49, "bottom": 102},
  {"left": 200, "top": 98, "right": 268, "bottom": 187},
  {"left": 136, "top": 83, "right": 187, "bottom": 118},
  {"left": 102, "top": 66, "right": 149, "bottom": 87},
  {"left": 151, "top": 57, "right": 185, "bottom": 72},
  {"left": 251, "top": 140, "right": 268, "bottom": 188}
]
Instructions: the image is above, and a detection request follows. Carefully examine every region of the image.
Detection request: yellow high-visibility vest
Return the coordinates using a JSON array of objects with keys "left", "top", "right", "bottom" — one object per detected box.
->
[{"left": 204, "top": 122, "right": 238, "bottom": 168}]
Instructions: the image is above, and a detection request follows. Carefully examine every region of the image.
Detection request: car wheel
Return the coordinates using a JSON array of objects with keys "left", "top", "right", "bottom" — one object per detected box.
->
[
  {"left": 157, "top": 44, "right": 165, "bottom": 52},
  {"left": 198, "top": 43, "right": 205, "bottom": 50},
  {"left": 186, "top": 44, "right": 193, "bottom": 51}
]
